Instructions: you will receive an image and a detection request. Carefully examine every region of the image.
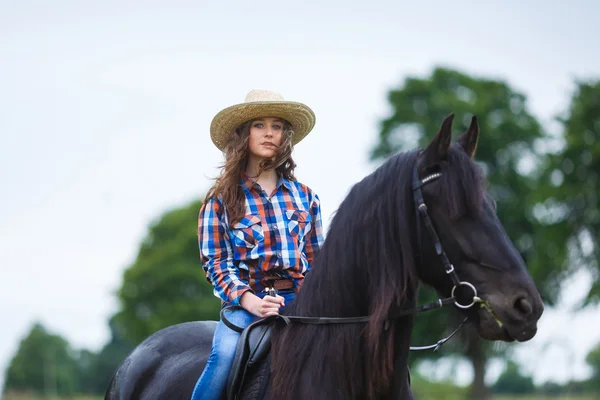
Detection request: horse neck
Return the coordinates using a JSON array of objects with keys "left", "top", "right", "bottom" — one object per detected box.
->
[
  {"left": 271, "top": 154, "right": 420, "bottom": 398},
  {"left": 291, "top": 154, "right": 420, "bottom": 315}
]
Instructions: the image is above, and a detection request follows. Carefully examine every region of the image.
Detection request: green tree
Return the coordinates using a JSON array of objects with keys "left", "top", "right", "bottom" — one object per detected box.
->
[
  {"left": 537, "top": 381, "right": 565, "bottom": 396},
  {"left": 3, "top": 322, "right": 80, "bottom": 396},
  {"left": 492, "top": 360, "right": 535, "bottom": 395},
  {"left": 538, "top": 80, "right": 600, "bottom": 303},
  {"left": 113, "top": 199, "right": 221, "bottom": 344},
  {"left": 79, "top": 317, "right": 134, "bottom": 394},
  {"left": 371, "top": 67, "right": 554, "bottom": 399},
  {"left": 585, "top": 342, "right": 600, "bottom": 391}
]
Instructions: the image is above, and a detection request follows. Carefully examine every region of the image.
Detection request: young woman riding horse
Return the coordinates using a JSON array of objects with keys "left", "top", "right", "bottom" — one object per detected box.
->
[
  {"left": 104, "top": 112, "right": 544, "bottom": 400},
  {"left": 191, "top": 89, "right": 324, "bottom": 400}
]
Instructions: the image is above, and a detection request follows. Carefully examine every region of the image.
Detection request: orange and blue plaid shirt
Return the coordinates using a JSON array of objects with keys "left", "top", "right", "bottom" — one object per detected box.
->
[{"left": 198, "top": 172, "right": 324, "bottom": 306}]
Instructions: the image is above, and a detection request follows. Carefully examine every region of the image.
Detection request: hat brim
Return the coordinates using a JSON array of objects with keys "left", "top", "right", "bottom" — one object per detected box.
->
[{"left": 210, "top": 101, "right": 316, "bottom": 151}]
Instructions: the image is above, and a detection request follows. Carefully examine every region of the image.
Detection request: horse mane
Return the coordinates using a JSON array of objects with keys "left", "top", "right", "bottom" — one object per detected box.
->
[{"left": 270, "top": 144, "right": 486, "bottom": 399}]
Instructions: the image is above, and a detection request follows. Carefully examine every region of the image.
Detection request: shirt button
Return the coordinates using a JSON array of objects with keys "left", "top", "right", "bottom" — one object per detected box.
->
[
  {"left": 277, "top": 252, "right": 282, "bottom": 257},
  {"left": 271, "top": 224, "right": 277, "bottom": 230}
]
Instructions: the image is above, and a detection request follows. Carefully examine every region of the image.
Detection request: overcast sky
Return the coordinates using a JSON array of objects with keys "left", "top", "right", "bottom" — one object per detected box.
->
[{"left": 1, "top": 0, "right": 600, "bottom": 390}]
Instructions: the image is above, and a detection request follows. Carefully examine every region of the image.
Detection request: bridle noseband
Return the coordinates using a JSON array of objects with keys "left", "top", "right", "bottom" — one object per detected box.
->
[{"left": 222, "top": 165, "right": 484, "bottom": 352}]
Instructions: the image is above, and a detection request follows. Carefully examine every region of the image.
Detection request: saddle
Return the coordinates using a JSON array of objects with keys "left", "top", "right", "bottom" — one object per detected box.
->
[
  {"left": 221, "top": 306, "right": 413, "bottom": 400},
  {"left": 226, "top": 315, "right": 280, "bottom": 400}
]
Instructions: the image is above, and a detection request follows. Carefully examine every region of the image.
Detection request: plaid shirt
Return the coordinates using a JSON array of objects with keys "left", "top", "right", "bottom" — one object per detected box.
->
[{"left": 198, "top": 172, "right": 324, "bottom": 306}]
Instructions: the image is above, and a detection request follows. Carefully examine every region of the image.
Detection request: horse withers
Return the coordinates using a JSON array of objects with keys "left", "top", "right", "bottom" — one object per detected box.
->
[{"left": 105, "top": 114, "right": 544, "bottom": 400}]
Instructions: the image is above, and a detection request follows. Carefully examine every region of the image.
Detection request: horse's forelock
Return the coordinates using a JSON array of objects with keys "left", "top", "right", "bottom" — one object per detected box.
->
[{"left": 439, "top": 145, "right": 487, "bottom": 220}]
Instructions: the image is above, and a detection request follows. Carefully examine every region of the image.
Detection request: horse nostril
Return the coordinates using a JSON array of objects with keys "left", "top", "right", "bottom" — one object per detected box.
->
[{"left": 515, "top": 297, "right": 533, "bottom": 316}]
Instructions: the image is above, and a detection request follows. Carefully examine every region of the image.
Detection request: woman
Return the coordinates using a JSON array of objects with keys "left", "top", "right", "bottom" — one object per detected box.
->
[{"left": 191, "top": 89, "right": 324, "bottom": 400}]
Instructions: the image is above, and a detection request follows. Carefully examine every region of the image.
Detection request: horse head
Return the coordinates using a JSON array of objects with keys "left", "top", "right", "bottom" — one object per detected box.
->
[{"left": 415, "top": 114, "right": 544, "bottom": 342}]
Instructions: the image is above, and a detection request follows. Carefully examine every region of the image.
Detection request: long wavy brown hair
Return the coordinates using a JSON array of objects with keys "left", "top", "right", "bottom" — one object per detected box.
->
[{"left": 205, "top": 119, "right": 297, "bottom": 227}]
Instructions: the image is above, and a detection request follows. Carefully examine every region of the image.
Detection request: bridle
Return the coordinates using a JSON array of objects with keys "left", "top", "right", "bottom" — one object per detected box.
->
[
  {"left": 222, "top": 165, "right": 484, "bottom": 352},
  {"left": 411, "top": 165, "right": 482, "bottom": 312}
]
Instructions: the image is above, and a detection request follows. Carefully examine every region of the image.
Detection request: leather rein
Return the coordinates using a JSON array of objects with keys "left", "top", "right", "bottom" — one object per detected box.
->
[{"left": 221, "top": 166, "right": 483, "bottom": 352}]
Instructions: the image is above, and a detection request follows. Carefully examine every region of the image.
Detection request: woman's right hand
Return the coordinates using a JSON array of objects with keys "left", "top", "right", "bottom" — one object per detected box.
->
[{"left": 240, "top": 291, "right": 285, "bottom": 318}]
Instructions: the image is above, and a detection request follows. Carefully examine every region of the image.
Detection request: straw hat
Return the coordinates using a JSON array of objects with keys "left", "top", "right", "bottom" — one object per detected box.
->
[{"left": 210, "top": 89, "right": 316, "bottom": 151}]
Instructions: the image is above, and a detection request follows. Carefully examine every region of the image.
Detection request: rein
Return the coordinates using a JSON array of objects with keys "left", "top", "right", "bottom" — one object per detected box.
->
[{"left": 221, "top": 165, "right": 483, "bottom": 352}]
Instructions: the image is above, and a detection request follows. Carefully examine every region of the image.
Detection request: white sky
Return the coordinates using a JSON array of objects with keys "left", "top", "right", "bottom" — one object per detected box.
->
[{"left": 1, "top": 0, "right": 600, "bottom": 390}]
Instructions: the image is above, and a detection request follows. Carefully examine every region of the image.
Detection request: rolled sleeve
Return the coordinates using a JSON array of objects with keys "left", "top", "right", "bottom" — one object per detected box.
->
[{"left": 198, "top": 198, "right": 252, "bottom": 305}]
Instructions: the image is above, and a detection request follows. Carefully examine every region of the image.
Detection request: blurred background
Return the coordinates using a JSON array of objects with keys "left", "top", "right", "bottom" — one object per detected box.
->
[{"left": 1, "top": 1, "right": 599, "bottom": 399}]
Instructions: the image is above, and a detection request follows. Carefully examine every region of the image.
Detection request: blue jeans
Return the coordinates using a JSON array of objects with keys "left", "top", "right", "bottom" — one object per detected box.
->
[{"left": 191, "top": 291, "right": 295, "bottom": 400}]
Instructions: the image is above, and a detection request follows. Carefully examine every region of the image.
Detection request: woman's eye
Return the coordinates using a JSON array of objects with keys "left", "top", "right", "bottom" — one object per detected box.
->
[
  {"left": 272, "top": 125, "right": 282, "bottom": 130},
  {"left": 254, "top": 123, "right": 263, "bottom": 128}
]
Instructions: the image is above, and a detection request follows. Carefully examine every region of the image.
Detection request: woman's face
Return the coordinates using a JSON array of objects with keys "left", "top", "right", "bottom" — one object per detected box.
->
[{"left": 247, "top": 117, "right": 284, "bottom": 160}]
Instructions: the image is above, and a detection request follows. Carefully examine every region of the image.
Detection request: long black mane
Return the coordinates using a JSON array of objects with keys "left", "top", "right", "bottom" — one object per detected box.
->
[
  {"left": 291, "top": 148, "right": 421, "bottom": 317},
  {"left": 270, "top": 144, "right": 487, "bottom": 399},
  {"left": 271, "top": 149, "right": 419, "bottom": 399}
]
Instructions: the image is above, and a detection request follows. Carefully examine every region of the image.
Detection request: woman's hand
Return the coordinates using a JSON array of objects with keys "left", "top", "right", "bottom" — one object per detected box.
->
[{"left": 240, "top": 291, "right": 285, "bottom": 318}]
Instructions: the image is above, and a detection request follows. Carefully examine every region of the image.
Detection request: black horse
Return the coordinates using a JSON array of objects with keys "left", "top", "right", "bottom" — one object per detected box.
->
[{"left": 105, "top": 114, "right": 544, "bottom": 399}]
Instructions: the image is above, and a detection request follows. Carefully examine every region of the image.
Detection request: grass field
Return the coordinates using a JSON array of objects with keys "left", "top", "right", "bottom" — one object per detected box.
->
[
  {"left": 2, "top": 396, "right": 102, "bottom": 400},
  {"left": 406, "top": 376, "right": 599, "bottom": 400},
  {"left": 496, "top": 397, "right": 598, "bottom": 400},
  {"left": 2, "top": 395, "right": 598, "bottom": 400},
  {"left": 5, "top": 396, "right": 598, "bottom": 400}
]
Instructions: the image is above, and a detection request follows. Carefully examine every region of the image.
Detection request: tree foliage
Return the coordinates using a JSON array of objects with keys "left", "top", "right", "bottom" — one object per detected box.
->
[
  {"left": 585, "top": 341, "right": 600, "bottom": 390},
  {"left": 3, "top": 323, "right": 80, "bottom": 396},
  {"left": 113, "top": 199, "right": 221, "bottom": 344},
  {"left": 371, "top": 67, "right": 560, "bottom": 298},
  {"left": 3, "top": 319, "right": 134, "bottom": 396},
  {"left": 78, "top": 317, "right": 134, "bottom": 394},
  {"left": 538, "top": 80, "right": 600, "bottom": 305},
  {"left": 492, "top": 360, "right": 535, "bottom": 394}
]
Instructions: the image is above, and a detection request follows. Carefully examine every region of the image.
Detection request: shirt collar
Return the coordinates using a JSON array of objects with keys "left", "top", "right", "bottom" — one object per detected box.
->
[
  {"left": 278, "top": 175, "right": 294, "bottom": 191},
  {"left": 240, "top": 171, "right": 256, "bottom": 191},
  {"left": 240, "top": 171, "right": 293, "bottom": 192}
]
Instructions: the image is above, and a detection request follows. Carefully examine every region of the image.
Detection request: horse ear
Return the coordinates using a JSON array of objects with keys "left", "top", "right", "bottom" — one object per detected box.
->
[
  {"left": 457, "top": 115, "right": 479, "bottom": 158},
  {"left": 422, "top": 113, "right": 454, "bottom": 166}
]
